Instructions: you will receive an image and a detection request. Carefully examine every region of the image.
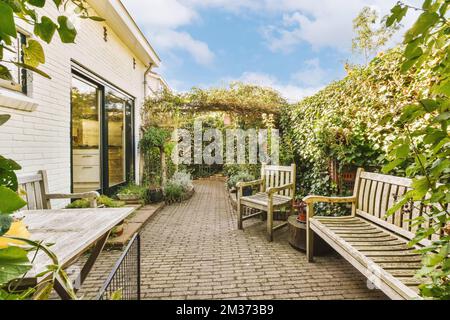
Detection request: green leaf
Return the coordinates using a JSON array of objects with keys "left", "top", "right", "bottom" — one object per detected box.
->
[
  {"left": 0, "top": 115, "right": 10, "bottom": 126},
  {"left": 0, "top": 186, "right": 27, "bottom": 214},
  {"left": 419, "top": 99, "right": 439, "bottom": 112},
  {"left": 0, "top": 65, "right": 13, "bottom": 81},
  {"left": 0, "top": 169, "right": 18, "bottom": 191},
  {"left": 434, "top": 78, "right": 450, "bottom": 96},
  {"left": 386, "top": 194, "right": 410, "bottom": 216},
  {"left": 434, "top": 111, "right": 450, "bottom": 122},
  {"left": 57, "top": 16, "right": 77, "bottom": 43},
  {"left": 34, "top": 16, "right": 58, "bottom": 44},
  {"left": 407, "top": 11, "right": 440, "bottom": 39},
  {"left": 382, "top": 158, "right": 405, "bottom": 174},
  {"left": 0, "top": 155, "right": 21, "bottom": 171},
  {"left": 0, "top": 2, "right": 17, "bottom": 37},
  {"left": 23, "top": 39, "right": 45, "bottom": 68},
  {"left": 386, "top": 4, "right": 408, "bottom": 27},
  {"left": 89, "top": 16, "right": 105, "bottom": 22},
  {"left": 27, "top": 0, "right": 45, "bottom": 7},
  {"left": 405, "top": 39, "right": 423, "bottom": 60},
  {"left": 0, "top": 246, "right": 32, "bottom": 286},
  {"left": 399, "top": 104, "right": 425, "bottom": 123},
  {"left": 396, "top": 143, "right": 410, "bottom": 159},
  {"left": 52, "top": 0, "right": 63, "bottom": 8},
  {"left": 431, "top": 159, "right": 450, "bottom": 177},
  {"left": 411, "top": 177, "right": 430, "bottom": 200},
  {"left": 0, "top": 215, "right": 12, "bottom": 237},
  {"left": 12, "top": 62, "right": 51, "bottom": 79}
]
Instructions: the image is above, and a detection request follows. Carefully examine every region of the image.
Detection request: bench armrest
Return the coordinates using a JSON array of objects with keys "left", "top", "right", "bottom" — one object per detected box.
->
[
  {"left": 46, "top": 191, "right": 100, "bottom": 208},
  {"left": 303, "top": 195, "right": 356, "bottom": 204},
  {"left": 236, "top": 179, "right": 263, "bottom": 188},
  {"left": 267, "top": 183, "right": 295, "bottom": 196}
]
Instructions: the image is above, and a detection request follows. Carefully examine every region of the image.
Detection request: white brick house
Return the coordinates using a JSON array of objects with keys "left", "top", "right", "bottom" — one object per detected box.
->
[{"left": 0, "top": 0, "right": 167, "bottom": 206}]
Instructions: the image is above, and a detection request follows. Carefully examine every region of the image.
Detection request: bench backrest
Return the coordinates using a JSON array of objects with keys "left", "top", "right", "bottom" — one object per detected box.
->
[
  {"left": 354, "top": 168, "right": 437, "bottom": 244},
  {"left": 261, "top": 164, "right": 296, "bottom": 197},
  {"left": 17, "top": 170, "right": 51, "bottom": 210}
]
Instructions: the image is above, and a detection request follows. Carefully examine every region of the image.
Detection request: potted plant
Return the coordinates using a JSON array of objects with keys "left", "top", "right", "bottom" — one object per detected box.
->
[
  {"left": 293, "top": 197, "right": 307, "bottom": 223},
  {"left": 117, "top": 184, "right": 145, "bottom": 203},
  {"left": 148, "top": 184, "right": 164, "bottom": 203}
]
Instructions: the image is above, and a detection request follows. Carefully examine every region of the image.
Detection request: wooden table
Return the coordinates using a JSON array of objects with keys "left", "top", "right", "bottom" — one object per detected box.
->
[{"left": 14, "top": 207, "right": 135, "bottom": 299}]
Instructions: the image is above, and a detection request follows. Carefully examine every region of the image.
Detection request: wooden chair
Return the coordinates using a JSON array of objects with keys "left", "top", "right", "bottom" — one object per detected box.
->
[
  {"left": 304, "top": 168, "right": 438, "bottom": 299},
  {"left": 18, "top": 170, "right": 100, "bottom": 209},
  {"left": 237, "top": 164, "right": 296, "bottom": 241}
]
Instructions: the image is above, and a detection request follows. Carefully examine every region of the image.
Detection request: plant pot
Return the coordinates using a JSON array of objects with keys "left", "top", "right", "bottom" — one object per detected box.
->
[
  {"left": 148, "top": 188, "right": 163, "bottom": 203},
  {"left": 117, "top": 194, "right": 141, "bottom": 201},
  {"left": 293, "top": 200, "right": 307, "bottom": 222},
  {"left": 111, "top": 223, "right": 124, "bottom": 237},
  {"left": 297, "top": 212, "right": 307, "bottom": 223}
]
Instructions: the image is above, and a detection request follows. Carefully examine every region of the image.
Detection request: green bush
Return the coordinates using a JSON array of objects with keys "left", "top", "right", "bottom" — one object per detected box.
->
[
  {"left": 66, "top": 195, "right": 125, "bottom": 209},
  {"left": 163, "top": 171, "right": 194, "bottom": 203},
  {"left": 227, "top": 172, "right": 255, "bottom": 190},
  {"left": 163, "top": 182, "right": 185, "bottom": 203},
  {"left": 281, "top": 47, "right": 434, "bottom": 202}
]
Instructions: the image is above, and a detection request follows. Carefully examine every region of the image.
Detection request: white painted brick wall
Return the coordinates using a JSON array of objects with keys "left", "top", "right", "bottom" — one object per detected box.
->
[{"left": 0, "top": 3, "right": 158, "bottom": 207}]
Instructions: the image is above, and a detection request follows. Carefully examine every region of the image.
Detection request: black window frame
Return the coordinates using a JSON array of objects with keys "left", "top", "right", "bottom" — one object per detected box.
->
[{"left": 70, "top": 63, "right": 136, "bottom": 196}]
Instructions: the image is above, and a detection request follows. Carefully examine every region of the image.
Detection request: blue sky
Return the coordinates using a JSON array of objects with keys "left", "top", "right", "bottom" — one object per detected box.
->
[{"left": 122, "top": 0, "right": 419, "bottom": 102}]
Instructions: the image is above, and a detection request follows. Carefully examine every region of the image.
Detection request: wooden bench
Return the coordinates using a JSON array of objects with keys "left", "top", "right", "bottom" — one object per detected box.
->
[
  {"left": 18, "top": 170, "right": 100, "bottom": 209},
  {"left": 237, "top": 164, "right": 296, "bottom": 241},
  {"left": 304, "top": 168, "right": 437, "bottom": 300}
]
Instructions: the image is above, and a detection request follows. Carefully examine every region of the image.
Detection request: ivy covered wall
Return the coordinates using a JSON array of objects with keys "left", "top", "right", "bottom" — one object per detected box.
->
[{"left": 281, "top": 47, "right": 434, "bottom": 198}]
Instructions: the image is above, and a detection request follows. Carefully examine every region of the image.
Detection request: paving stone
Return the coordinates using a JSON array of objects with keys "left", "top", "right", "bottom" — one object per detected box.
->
[{"left": 76, "top": 180, "right": 387, "bottom": 300}]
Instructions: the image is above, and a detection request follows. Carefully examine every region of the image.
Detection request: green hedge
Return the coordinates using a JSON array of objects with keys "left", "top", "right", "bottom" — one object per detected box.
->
[{"left": 281, "top": 47, "right": 433, "bottom": 199}]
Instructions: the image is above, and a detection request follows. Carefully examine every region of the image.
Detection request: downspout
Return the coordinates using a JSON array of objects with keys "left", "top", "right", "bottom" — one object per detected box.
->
[{"left": 139, "top": 63, "right": 154, "bottom": 185}]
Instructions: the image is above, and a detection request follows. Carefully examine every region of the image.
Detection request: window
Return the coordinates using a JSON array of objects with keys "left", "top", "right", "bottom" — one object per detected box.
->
[{"left": 0, "top": 33, "right": 27, "bottom": 93}]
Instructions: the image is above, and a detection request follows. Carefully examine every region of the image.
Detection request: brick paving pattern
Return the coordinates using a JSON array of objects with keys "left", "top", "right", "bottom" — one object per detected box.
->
[{"left": 78, "top": 180, "right": 387, "bottom": 300}]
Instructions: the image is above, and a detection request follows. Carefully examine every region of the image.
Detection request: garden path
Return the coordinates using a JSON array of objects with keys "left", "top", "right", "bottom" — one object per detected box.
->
[{"left": 78, "top": 180, "right": 386, "bottom": 300}]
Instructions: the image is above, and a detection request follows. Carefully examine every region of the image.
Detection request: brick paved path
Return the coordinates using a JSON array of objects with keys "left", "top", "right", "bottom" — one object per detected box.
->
[{"left": 78, "top": 180, "right": 386, "bottom": 300}]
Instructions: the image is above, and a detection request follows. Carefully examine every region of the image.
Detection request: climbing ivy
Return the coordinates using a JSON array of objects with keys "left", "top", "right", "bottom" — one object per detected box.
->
[
  {"left": 281, "top": 47, "right": 433, "bottom": 200},
  {"left": 382, "top": 0, "right": 450, "bottom": 300}
]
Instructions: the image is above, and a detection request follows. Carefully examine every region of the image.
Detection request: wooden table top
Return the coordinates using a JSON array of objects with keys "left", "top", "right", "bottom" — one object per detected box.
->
[{"left": 15, "top": 208, "right": 135, "bottom": 278}]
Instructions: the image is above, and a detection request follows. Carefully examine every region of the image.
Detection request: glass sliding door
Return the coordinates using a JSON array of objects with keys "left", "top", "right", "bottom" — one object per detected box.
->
[
  {"left": 71, "top": 70, "right": 135, "bottom": 194},
  {"left": 106, "top": 89, "right": 127, "bottom": 187},
  {"left": 71, "top": 77, "right": 101, "bottom": 193}
]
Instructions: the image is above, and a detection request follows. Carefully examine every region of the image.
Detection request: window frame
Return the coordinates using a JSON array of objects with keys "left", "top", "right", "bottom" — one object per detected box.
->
[{"left": 0, "top": 32, "right": 28, "bottom": 94}]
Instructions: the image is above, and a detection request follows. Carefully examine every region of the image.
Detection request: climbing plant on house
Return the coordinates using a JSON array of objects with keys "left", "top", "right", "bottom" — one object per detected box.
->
[{"left": 381, "top": 0, "right": 450, "bottom": 299}]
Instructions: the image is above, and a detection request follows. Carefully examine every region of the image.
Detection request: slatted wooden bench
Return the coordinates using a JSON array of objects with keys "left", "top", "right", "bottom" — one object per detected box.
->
[
  {"left": 304, "top": 168, "right": 436, "bottom": 300},
  {"left": 237, "top": 164, "right": 296, "bottom": 241},
  {"left": 18, "top": 170, "right": 100, "bottom": 209}
]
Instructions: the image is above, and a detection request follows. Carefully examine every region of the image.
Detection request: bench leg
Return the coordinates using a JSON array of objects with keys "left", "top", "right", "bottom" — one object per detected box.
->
[
  {"left": 306, "top": 223, "right": 314, "bottom": 262},
  {"left": 267, "top": 205, "right": 274, "bottom": 242},
  {"left": 237, "top": 203, "right": 243, "bottom": 230}
]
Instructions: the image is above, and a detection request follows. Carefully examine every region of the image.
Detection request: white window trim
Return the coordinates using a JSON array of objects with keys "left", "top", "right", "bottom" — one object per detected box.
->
[{"left": 0, "top": 87, "right": 38, "bottom": 112}]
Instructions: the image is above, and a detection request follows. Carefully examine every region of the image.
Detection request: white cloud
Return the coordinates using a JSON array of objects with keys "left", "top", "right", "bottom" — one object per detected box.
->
[
  {"left": 261, "top": 0, "right": 422, "bottom": 53},
  {"left": 122, "top": 0, "right": 215, "bottom": 66},
  {"left": 124, "top": 0, "right": 197, "bottom": 29},
  {"left": 151, "top": 30, "right": 215, "bottom": 66},
  {"left": 291, "top": 58, "right": 329, "bottom": 87}
]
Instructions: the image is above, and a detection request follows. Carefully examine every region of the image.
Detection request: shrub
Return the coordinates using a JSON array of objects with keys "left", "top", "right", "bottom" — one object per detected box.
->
[
  {"left": 163, "top": 182, "right": 185, "bottom": 203},
  {"left": 163, "top": 171, "right": 194, "bottom": 203},
  {"left": 227, "top": 172, "right": 255, "bottom": 190},
  {"left": 170, "top": 171, "right": 193, "bottom": 192},
  {"left": 66, "top": 195, "right": 125, "bottom": 209}
]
